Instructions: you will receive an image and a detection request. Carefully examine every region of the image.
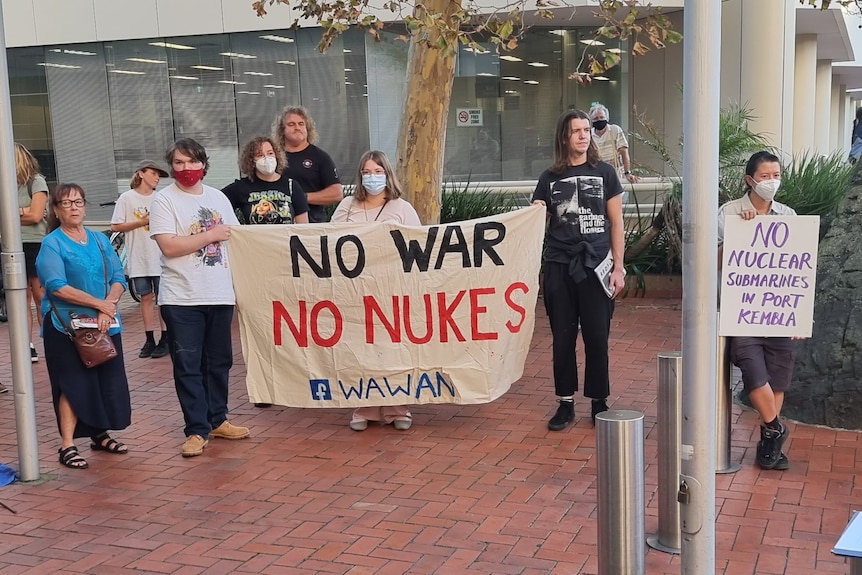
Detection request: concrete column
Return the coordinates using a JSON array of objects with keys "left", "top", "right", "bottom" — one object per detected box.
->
[
  {"left": 833, "top": 81, "right": 844, "bottom": 153},
  {"left": 846, "top": 93, "right": 856, "bottom": 157},
  {"left": 815, "top": 60, "right": 833, "bottom": 155},
  {"left": 739, "top": 0, "right": 796, "bottom": 153},
  {"left": 793, "top": 35, "right": 818, "bottom": 157}
]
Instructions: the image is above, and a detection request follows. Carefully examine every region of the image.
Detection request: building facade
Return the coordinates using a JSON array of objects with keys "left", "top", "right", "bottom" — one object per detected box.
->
[{"left": 3, "top": 0, "right": 862, "bottom": 220}]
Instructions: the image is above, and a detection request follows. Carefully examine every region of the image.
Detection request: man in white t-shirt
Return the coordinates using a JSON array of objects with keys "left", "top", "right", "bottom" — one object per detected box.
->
[
  {"left": 111, "top": 160, "right": 170, "bottom": 359},
  {"left": 150, "top": 138, "right": 249, "bottom": 458}
]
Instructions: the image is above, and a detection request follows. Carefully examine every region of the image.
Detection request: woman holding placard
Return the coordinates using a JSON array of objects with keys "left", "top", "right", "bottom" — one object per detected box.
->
[
  {"left": 331, "top": 150, "right": 421, "bottom": 431},
  {"left": 717, "top": 150, "right": 797, "bottom": 471}
]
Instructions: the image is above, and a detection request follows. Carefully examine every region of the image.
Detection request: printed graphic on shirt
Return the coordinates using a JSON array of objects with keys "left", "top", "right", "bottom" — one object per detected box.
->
[
  {"left": 249, "top": 190, "right": 294, "bottom": 224},
  {"left": 133, "top": 206, "right": 150, "bottom": 230},
  {"left": 551, "top": 176, "right": 607, "bottom": 236},
  {"left": 189, "top": 207, "right": 227, "bottom": 267},
  {"left": 302, "top": 159, "right": 313, "bottom": 169}
]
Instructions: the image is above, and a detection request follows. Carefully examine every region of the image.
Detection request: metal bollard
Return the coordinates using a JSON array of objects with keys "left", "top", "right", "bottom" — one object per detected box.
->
[
  {"left": 716, "top": 336, "right": 740, "bottom": 473},
  {"left": 647, "top": 353, "right": 682, "bottom": 554},
  {"left": 596, "top": 410, "right": 645, "bottom": 575}
]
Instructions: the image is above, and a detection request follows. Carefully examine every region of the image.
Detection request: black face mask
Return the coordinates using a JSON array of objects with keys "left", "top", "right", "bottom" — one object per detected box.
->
[{"left": 593, "top": 120, "right": 608, "bottom": 131}]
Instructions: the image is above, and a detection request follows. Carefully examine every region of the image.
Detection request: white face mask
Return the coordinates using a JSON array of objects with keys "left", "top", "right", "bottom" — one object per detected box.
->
[
  {"left": 362, "top": 174, "right": 387, "bottom": 195},
  {"left": 752, "top": 178, "right": 780, "bottom": 202},
  {"left": 255, "top": 156, "right": 278, "bottom": 176}
]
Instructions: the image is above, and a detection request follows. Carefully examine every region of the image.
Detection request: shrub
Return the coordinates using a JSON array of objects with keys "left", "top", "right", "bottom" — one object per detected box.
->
[{"left": 440, "top": 178, "right": 523, "bottom": 223}]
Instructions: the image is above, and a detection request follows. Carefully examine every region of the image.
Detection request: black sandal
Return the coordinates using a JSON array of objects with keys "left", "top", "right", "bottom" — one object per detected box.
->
[
  {"left": 90, "top": 432, "right": 128, "bottom": 454},
  {"left": 58, "top": 446, "right": 89, "bottom": 469}
]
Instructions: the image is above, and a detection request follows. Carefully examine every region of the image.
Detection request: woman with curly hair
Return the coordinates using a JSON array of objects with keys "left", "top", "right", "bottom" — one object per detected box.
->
[{"left": 223, "top": 135, "right": 308, "bottom": 226}]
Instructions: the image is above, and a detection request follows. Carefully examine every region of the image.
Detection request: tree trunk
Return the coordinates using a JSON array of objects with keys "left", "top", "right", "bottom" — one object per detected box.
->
[{"left": 395, "top": 0, "right": 461, "bottom": 225}]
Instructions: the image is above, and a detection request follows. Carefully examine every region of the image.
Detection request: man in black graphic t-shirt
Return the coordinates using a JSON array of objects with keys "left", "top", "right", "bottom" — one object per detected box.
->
[{"left": 273, "top": 106, "right": 343, "bottom": 223}]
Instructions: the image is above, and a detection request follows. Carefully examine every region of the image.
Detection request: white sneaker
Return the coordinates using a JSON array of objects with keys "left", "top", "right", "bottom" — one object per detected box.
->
[{"left": 393, "top": 419, "right": 412, "bottom": 430}]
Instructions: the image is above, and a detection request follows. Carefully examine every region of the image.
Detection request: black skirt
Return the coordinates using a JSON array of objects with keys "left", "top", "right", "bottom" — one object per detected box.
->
[{"left": 43, "top": 317, "right": 132, "bottom": 439}]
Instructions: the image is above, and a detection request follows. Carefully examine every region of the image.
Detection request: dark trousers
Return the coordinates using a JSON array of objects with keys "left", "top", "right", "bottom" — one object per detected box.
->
[
  {"left": 543, "top": 262, "right": 614, "bottom": 399},
  {"left": 161, "top": 305, "right": 234, "bottom": 438}
]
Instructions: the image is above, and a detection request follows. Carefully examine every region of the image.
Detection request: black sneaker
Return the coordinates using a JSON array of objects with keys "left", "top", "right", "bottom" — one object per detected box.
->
[
  {"left": 0, "top": 383, "right": 7, "bottom": 394},
  {"left": 773, "top": 452, "right": 789, "bottom": 471},
  {"left": 591, "top": 399, "right": 609, "bottom": 424},
  {"left": 254, "top": 403, "right": 272, "bottom": 408},
  {"left": 548, "top": 400, "right": 575, "bottom": 431},
  {"left": 150, "top": 339, "right": 169, "bottom": 359},
  {"left": 139, "top": 341, "right": 156, "bottom": 358},
  {"left": 30, "top": 343, "right": 38, "bottom": 363},
  {"left": 756, "top": 422, "right": 788, "bottom": 470}
]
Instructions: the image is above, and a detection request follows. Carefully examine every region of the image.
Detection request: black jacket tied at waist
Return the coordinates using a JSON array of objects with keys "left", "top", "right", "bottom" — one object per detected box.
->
[{"left": 564, "top": 241, "right": 599, "bottom": 283}]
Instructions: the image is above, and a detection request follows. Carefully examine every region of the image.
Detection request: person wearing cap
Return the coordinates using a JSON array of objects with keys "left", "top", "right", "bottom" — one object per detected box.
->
[{"left": 110, "top": 160, "right": 170, "bottom": 358}]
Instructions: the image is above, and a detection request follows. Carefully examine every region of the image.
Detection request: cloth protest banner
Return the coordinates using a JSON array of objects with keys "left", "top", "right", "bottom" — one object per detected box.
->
[
  {"left": 228, "top": 205, "right": 546, "bottom": 408},
  {"left": 719, "top": 215, "right": 819, "bottom": 337}
]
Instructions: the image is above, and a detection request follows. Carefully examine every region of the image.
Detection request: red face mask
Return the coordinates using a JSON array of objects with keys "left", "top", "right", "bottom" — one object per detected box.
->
[{"left": 172, "top": 168, "right": 204, "bottom": 188}]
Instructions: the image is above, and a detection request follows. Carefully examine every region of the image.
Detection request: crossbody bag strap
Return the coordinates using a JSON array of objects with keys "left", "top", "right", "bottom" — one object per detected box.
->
[
  {"left": 98, "top": 236, "right": 110, "bottom": 298},
  {"left": 47, "top": 294, "right": 75, "bottom": 339}
]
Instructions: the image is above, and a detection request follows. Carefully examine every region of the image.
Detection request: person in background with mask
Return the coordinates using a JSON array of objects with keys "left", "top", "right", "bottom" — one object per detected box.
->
[
  {"left": 149, "top": 138, "right": 250, "bottom": 458},
  {"left": 273, "top": 105, "right": 343, "bottom": 223},
  {"left": 223, "top": 135, "right": 308, "bottom": 227},
  {"left": 223, "top": 135, "right": 308, "bottom": 408},
  {"left": 718, "top": 150, "right": 797, "bottom": 471},
  {"left": 589, "top": 103, "right": 639, "bottom": 186},
  {"left": 331, "top": 150, "right": 421, "bottom": 431}
]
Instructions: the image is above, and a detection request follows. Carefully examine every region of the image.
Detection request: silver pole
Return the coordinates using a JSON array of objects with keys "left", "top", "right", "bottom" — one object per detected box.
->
[
  {"left": 680, "top": 0, "right": 719, "bottom": 572},
  {"left": 647, "top": 352, "right": 682, "bottom": 554},
  {"left": 716, "top": 335, "right": 740, "bottom": 474},
  {"left": 0, "top": 4, "right": 41, "bottom": 480},
  {"left": 596, "top": 410, "right": 645, "bottom": 575}
]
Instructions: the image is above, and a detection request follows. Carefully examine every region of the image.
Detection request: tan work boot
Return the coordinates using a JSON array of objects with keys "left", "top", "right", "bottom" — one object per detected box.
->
[
  {"left": 181, "top": 434, "right": 208, "bottom": 457},
  {"left": 210, "top": 420, "right": 250, "bottom": 440}
]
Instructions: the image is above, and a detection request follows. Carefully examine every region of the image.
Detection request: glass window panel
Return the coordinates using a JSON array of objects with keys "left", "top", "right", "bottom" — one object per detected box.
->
[
  {"left": 365, "top": 29, "right": 408, "bottom": 163},
  {"left": 294, "top": 28, "right": 369, "bottom": 183},
  {"left": 104, "top": 40, "right": 175, "bottom": 196},
  {"left": 445, "top": 31, "right": 564, "bottom": 181},
  {"left": 230, "top": 30, "right": 301, "bottom": 148},
  {"left": 562, "top": 30, "right": 627, "bottom": 130},
  {"left": 8, "top": 47, "right": 55, "bottom": 184},
  {"left": 165, "top": 35, "right": 239, "bottom": 189},
  {"left": 44, "top": 43, "right": 118, "bottom": 218}
]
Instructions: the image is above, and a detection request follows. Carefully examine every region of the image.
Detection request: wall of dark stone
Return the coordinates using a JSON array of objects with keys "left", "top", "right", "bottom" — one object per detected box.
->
[{"left": 785, "top": 182, "right": 862, "bottom": 429}]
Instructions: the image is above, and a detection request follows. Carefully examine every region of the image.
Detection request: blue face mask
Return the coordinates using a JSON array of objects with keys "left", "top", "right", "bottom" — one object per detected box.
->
[{"left": 362, "top": 174, "right": 387, "bottom": 195}]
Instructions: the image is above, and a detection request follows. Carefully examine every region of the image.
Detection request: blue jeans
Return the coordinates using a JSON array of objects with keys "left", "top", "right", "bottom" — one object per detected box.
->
[{"left": 161, "top": 305, "right": 234, "bottom": 438}]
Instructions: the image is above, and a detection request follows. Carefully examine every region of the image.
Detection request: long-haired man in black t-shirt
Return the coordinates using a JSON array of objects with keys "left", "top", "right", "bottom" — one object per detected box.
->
[
  {"left": 531, "top": 109, "right": 626, "bottom": 431},
  {"left": 273, "top": 106, "right": 343, "bottom": 223}
]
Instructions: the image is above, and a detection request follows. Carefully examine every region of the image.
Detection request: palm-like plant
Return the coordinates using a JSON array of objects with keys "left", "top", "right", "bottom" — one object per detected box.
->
[{"left": 624, "top": 104, "right": 772, "bottom": 281}]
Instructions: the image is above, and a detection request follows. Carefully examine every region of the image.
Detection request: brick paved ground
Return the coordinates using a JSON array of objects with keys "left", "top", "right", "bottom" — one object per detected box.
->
[{"left": 0, "top": 295, "right": 857, "bottom": 574}]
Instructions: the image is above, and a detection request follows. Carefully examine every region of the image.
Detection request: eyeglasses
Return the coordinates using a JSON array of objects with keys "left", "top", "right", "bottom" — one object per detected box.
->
[{"left": 58, "top": 199, "right": 85, "bottom": 208}]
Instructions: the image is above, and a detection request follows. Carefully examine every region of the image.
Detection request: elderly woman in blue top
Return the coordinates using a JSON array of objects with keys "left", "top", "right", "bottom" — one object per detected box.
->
[{"left": 36, "top": 183, "right": 131, "bottom": 470}]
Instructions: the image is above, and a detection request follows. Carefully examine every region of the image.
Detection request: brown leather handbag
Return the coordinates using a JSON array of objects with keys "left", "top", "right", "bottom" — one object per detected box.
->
[{"left": 48, "top": 244, "right": 118, "bottom": 368}]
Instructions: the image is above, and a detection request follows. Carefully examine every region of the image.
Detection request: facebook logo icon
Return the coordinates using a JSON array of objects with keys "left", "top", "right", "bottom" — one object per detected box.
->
[{"left": 310, "top": 379, "right": 332, "bottom": 401}]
